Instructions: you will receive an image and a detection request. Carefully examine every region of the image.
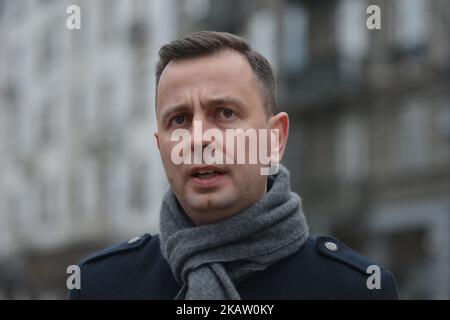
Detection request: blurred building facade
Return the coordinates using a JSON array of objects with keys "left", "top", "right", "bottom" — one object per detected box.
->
[
  {"left": 0, "top": 0, "right": 175, "bottom": 298},
  {"left": 280, "top": 0, "right": 450, "bottom": 300},
  {"left": 0, "top": 0, "right": 449, "bottom": 299}
]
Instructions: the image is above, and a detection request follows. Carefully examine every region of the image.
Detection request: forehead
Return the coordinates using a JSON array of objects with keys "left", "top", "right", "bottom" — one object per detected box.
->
[{"left": 156, "top": 50, "right": 260, "bottom": 111}]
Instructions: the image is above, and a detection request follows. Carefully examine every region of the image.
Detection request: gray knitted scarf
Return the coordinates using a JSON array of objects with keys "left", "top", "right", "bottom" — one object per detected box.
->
[{"left": 159, "top": 165, "right": 309, "bottom": 300}]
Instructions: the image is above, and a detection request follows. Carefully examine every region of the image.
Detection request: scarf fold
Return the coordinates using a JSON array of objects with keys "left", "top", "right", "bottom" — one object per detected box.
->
[{"left": 159, "top": 164, "right": 309, "bottom": 300}]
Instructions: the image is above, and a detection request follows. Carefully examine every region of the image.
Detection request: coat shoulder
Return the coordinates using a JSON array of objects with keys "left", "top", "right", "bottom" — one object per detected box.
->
[
  {"left": 240, "top": 235, "right": 398, "bottom": 299},
  {"left": 304, "top": 235, "right": 399, "bottom": 299},
  {"left": 79, "top": 233, "right": 154, "bottom": 267},
  {"left": 314, "top": 235, "right": 379, "bottom": 274},
  {"left": 69, "top": 233, "right": 170, "bottom": 299}
]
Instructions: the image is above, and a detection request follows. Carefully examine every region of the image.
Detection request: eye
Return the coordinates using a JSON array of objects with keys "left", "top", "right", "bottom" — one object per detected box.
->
[
  {"left": 218, "top": 108, "right": 236, "bottom": 120},
  {"left": 170, "top": 114, "right": 187, "bottom": 127}
]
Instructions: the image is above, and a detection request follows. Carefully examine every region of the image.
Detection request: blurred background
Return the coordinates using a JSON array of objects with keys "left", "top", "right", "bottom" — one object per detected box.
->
[{"left": 0, "top": 0, "right": 449, "bottom": 299}]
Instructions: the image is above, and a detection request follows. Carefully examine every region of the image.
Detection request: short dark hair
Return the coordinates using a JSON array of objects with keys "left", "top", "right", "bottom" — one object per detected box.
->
[{"left": 155, "top": 31, "right": 277, "bottom": 115}]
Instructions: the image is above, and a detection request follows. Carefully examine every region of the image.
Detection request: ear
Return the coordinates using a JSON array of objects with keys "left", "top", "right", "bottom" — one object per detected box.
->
[
  {"left": 268, "top": 112, "right": 289, "bottom": 162},
  {"left": 154, "top": 132, "right": 160, "bottom": 150}
]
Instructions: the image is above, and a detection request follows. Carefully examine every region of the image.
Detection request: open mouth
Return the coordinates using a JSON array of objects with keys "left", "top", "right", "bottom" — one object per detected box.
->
[
  {"left": 192, "top": 170, "right": 222, "bottom": 180},
  {"left": 189, "top": 166, "right": 227, "bottom": 186}
]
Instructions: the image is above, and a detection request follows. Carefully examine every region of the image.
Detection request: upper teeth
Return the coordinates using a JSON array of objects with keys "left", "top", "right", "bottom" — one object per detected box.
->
[{"left": 198, "top": 170, "right": 214, "bottom": 174}]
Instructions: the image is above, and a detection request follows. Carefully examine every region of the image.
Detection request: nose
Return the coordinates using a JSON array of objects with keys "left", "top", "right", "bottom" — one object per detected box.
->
[
  {"left": 190, "top": 114, "right": 215, "bottom": 160},
  {"left": 191, "top": 114, "right": 212, "bottom": 156}
]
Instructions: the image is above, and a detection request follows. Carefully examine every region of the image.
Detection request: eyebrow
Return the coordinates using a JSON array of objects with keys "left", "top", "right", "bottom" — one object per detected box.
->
[
  {"left": 160, "top": 103, "right": 190, "bottom": 125},
  {"left": 159, "top": 96, "right": 245, "bottom": 124},
  {"left": 208, "top": 96, "right": 245, "bottom": 109}
]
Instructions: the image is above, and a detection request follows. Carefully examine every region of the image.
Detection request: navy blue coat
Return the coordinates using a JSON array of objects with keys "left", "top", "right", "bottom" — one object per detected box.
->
[{"left": 68, "top": 234, "right": 399, "bottom": 300}]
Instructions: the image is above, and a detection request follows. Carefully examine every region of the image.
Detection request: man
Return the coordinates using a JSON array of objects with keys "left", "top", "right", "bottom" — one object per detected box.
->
[{"left": 69, "top": 31, "right": 398, "bottom": 300}]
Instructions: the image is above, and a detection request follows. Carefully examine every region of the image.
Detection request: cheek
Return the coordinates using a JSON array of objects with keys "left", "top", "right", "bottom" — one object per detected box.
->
[
  {"left": 158, "top": 138, "right": 175, "bottom": 161},
  {"left": 232, "top": 164, "right": 258, "bottom": 183},
  {"left": 159, "top": 148, "right": 178, "bottom": 176},
  {"left": 161, "top": 146, "right": 172, "bottom": 162}
]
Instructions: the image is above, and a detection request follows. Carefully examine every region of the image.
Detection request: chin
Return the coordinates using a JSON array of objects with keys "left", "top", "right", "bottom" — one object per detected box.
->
[{"left": 187, "top": 192, "right": 236, "bottom": 212}]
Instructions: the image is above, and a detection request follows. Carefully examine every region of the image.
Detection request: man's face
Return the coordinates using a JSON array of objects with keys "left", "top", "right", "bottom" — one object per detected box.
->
[{"left": 155, "top": 50, "right": 272, "bottom": 225}]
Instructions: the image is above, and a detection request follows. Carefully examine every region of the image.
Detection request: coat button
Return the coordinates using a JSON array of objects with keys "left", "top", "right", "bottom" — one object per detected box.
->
[
  {"left": 128, "top": 236, "right": 141, "bottom": 244},
  {"left": 324, "top": 241, "right": 338, "bottom": 251}
]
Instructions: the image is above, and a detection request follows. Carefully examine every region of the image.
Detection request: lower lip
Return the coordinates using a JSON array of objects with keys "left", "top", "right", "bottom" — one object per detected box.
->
[{"left": 190, "top": 173, "right": 225, "bottom": 189}]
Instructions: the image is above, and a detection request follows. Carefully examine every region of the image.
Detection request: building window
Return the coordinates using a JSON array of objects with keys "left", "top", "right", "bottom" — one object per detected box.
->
[
  {"left": 72, "top": 161, "right": 98, "bottom": 218},
  {"left": 38, "top": 96, "right": 57, "bottom": 149},
  {"left": 37, "top": 19, "right": 61, "bottom": 77},
  {"left": 246, "top": 8, "right": 278, "bottom": 73},
  {"left": 100, "top": 0, "right": 120, "bottom": 44},
  {"left": 96, "top": 77, "right": 117, "bottom": 136},
  {"left": 392, "top": 0, "right": 428, "bottom": 57},
  {"left": 128, "top": 161, "right": 149, "bottom": 213},
  {"left": 282, "top": 3, "right": 309, "bottom": 75},
  {"left": 336, "top": 0, "right": 369, "bottom": 79},
  {"left": 336, "top": 113, "right": 368, "bottom": 183},
  {"left": 396, "top": 101, "right": 430, "bottom": 170},
  {"left": 38, "top": 179, "right": 56, "bottom": 224}
]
